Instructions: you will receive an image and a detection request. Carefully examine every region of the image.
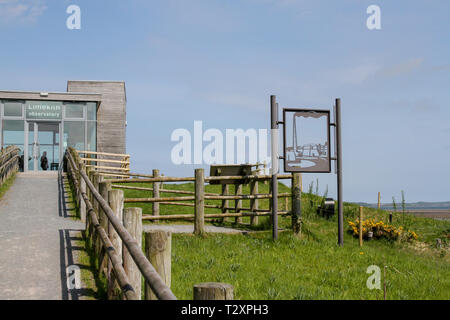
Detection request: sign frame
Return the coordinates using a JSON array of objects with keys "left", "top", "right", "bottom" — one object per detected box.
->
[{"left": 282, "top": 108, "right": 332, "bottom": 173}]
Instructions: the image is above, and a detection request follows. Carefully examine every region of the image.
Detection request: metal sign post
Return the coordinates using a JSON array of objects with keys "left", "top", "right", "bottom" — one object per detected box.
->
[
  {"left": 335, "top": 98, "right": 344, "bottom": 246},
  {"left": 270, "top": 95, "right": 279, "bottom": 241}
]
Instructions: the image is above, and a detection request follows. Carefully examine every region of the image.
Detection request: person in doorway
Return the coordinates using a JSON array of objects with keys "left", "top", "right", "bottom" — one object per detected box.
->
[{"left": 40, "top": 151, "right": 49, "bottom": 171}]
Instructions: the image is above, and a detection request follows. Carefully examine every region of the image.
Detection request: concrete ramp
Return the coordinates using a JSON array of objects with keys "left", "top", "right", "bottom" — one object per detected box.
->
[{"left": 0, "top": 172, "right": 84, "bottom": 300}]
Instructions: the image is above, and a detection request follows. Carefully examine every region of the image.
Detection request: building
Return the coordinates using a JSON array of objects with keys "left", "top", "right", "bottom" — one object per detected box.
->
[{"left": 0, "top": 80, "right": 126, "bottom": 172}]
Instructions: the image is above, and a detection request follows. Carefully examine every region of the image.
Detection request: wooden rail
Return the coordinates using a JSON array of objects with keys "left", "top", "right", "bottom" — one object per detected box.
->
[
  {"left": 76, "top": 150, "right": 130, "bottom": 174},
  {"left": 108, "top": 166, "right": 302, "bottom": 234},
  {"left": 65, "top": 148, "right": 176, "bottom": 300},
  {"left": 0, "top": 146, "right": 20, "bottom": 187}
]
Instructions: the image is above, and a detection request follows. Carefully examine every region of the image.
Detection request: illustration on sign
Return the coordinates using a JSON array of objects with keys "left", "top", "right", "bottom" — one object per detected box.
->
[{"left": 283, "top": 109, "right": 331, "bottom": 173}]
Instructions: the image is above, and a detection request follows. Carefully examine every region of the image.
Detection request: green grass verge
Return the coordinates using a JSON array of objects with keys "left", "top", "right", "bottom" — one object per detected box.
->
[
  {"left": 0, "top": 172, "right": 17, "bottom": 200},
  {"left": 116, "top": 180, "right": 450, "bottom": 300}
]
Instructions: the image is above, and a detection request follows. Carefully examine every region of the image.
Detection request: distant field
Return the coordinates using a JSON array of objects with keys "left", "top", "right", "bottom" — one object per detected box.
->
[{"left": 406, "top": 210, "right": 450, "bottom": 220}]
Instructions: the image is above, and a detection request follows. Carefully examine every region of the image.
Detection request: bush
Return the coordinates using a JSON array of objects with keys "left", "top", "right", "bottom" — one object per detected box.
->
[{"left": 348, "top": 218, "right": 418, "bottom": 242}]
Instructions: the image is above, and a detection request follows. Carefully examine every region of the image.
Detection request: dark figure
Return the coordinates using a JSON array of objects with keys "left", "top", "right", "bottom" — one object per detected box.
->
[
  {"left": 40, "top": 151, "right": 49, "bottom": 171},
  {"left": 19, "top": 154, "right": 24, "bottom": 172}
]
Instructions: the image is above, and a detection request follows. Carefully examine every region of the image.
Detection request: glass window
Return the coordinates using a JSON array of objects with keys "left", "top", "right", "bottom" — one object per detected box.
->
[
  {"left": 65, "top": 103, "right": 84, "bottom": 119},
  {"left": 2, "top": 120, "right": 24, "bottom": 149},
  {"left": 64, "top": 121, "right": 85, "bottom": 151},
  {"left": 86, "top": 102, "right": 97, "bottom": 120},
  {"left": 87, "top": 121, "right": 96, "bottom": 152},
  {"left": 4, "top": 101, "right": 23, "bottom": 117}
]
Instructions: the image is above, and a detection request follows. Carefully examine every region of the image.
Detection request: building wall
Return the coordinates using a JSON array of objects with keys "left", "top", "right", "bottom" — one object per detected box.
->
[{"left": 67, "top": 81, "right": 126, "bottom": 155}]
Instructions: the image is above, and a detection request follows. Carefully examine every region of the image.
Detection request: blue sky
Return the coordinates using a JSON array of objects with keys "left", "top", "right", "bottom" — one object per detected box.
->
[{"left": 0, "top": 0, "right": 449, "bottom": 203}]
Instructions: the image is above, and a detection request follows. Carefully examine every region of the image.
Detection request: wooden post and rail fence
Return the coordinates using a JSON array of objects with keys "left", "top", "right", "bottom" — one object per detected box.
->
[
  {"left": 0, "top": 146, "right": 20, "bottom": 187},
  {"left": 98, "top": 170, "right": 303, "bottom": 236},
  {"left": 65, "top": 147, "right": 244, "bottom": 300}
]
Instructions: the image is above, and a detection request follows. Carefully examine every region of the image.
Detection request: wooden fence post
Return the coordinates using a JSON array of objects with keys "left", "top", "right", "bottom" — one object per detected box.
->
[
  {"left": 144, "top": 230, "right": 172, "bottom": 300},
  {"left": 152, "top": 169, "right": 160, "bottom": 220},
  {"left": 123, "top": 207, "right": 143, "bottom": 300},
  {"left": 193, "top": 283, "right": 234, "bottom": 300},
  {"left": 98, "top": 180, "right": 111, "bottom": 274},
  {"left": 292, "top": 173, "right": 302, "bottom": 237},
  {"left": 194, "top": 168, "right": 205, "bottom": 235},
  {"left": 108, "top": 189, "right": 124, "bottom": 299},
  {"left": 234, "top": 183, "right": 243, "bottom": 224},
  {"left": 85, "top": 167, "right": 93, "bottom": 236},
  {"left": 79, "top": 163, "right": 86, "bottom": 223},
  {"left": 93, "top": 173, "right": 103, "bottom": 257},
  {"left": 221, "top": 184, "right": 229, "bottom": 223},
  {"left": 378, "top": 192, "right": 381, "bottom": 209},
  {"left": 250, "top": 180, "right": 258, "bottom": 226},
  {"left": 359, "top": 206, "right": 363, "bottom": 247}
]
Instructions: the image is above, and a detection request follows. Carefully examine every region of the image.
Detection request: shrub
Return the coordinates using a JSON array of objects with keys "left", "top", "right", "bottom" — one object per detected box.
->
[{"left": 348, "top": 218, "right": 418, "bottom": 242}]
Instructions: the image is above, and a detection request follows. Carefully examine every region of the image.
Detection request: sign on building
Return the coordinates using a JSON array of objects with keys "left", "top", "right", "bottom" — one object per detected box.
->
[{"left": 26, "top": 101, "right": 62, "bottom": 120}]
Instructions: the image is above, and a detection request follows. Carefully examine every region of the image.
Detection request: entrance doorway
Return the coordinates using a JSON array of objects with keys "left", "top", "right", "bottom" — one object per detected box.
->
[{"left": 25, "top": 122, "right": 61, "bottom": 171}]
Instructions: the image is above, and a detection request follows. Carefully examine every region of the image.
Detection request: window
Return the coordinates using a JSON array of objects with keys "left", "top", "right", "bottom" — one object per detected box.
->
[
  {"left": 64, "top": 121, "right": 85, "bottom": 150},
  {"left": 87, "top": 121, "right": 96, "bottom": 151},
  {"left": 65, "top": 103, "right": 84, "bottom": 118},
  {"left": 2, "top": 120, "right": 24, "bottom": 150},
  {"left": 86, "top": 102, "right": 97, "bottom": 120},
  {"left": 3, "top": 101, "right": 23, "bottom": 117}
]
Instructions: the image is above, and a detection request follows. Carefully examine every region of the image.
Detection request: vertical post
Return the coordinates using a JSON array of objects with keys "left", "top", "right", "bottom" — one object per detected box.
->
[
  {"left": 194, "top": 168, "right": 205, "bottom": 236},
  {"left": 335, "top": 98, "right": 344, "bottom": 246},
  {"left": 194, "top": 283, "right": 234, "bottom": 300},
  {"left": 84, "top": 167, "right": 91, "bottom": 239},
  {"left": 389, "top": 212, "right": 393, "bottom": 223},
  {"left": 107, "top": 189, "right": 124, "bottom": 299},
  {"left": 250, "top": 180, "right": 258, "bottom": 226},
  {"left": 271, "top": 95, "right": 279, "bottom": 240},
  {"left": 123, "top": 207, "right": 143, "bottom": 300},
  {"left": 291, "top": 173, "right": 302, "bottom": 237},
  {"left": 152, "top": 169, "right": 160, "bottom": 219},
  {"left": 221, "top": 184, "right": 229, "bottom": 223},
  {"left": 300, "top": 173, "right": 303, "bottom": 194},
  {"left": 144, "top": 230, "right": 172, "bottom": 300},
  {"left": 378, "top": 192, "right": 381, "bottom": 209},
  {"left": 79, "top": 163, "right": 86, "bottom": 223},
  {"left": 359, "top": 206, "right": 363, "bottom": 247},
  {"left": 93, "top": 173, "right": 103, "bottom": 257},
  {"left": 234, "top": 183, "right": 242, "bottom": 224},
  {"left": 98, "top": 180, "right": 111, "bottom": 274}
]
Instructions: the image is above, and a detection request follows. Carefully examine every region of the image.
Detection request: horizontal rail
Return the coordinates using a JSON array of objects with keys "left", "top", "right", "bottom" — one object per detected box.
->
[
  {"left": 112, "top": 184, "right": 218, "bottom": 196},
  {"left": 67, "top": 149, "right": 176, "bottom": 300},
  {"left": 125, "top": 196, "right": 195, "bottom": 203},
  {"left": 107, "top": 173, "right": 292, "bottom": 184},
  {"left": 77, "top": 150, "right": 130, "bottom": 158},
  {"left": 142, "top": 211, "right": 290, "bottom": 220},
  {"left": 81, "top": 158, "right": 130, "bottom": 164},
  {"left": 86, "top": 165, "right": 131, "bottom": 171}
]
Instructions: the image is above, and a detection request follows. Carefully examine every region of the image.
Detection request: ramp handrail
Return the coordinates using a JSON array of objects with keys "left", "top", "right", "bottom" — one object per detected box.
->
[{"left": 65, "top": 148, "right": 177, "bottom": 300}]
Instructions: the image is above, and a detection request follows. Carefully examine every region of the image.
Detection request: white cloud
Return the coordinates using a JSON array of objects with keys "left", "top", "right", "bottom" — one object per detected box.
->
[{"left": 0, "top": 0, "right": 47, "bottom": 24}]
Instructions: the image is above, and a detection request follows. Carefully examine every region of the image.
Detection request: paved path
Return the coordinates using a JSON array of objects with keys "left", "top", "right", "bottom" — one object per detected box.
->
[{"left": 0, "top": 172, "right": 84, "bottom": 300}]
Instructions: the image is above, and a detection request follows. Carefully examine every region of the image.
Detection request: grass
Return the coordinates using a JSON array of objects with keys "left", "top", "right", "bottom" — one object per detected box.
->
[
  {"left": 0, "top": 172, "right": 16, "bottom": 200},
  {"left": 115, "top": 180, "right": 450, "bottom": 300}
]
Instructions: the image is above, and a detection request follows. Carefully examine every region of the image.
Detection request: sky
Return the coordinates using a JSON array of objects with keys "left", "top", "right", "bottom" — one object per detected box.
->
[{"left": 0, "top": 0, "right": 449, "bottom": 203}]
